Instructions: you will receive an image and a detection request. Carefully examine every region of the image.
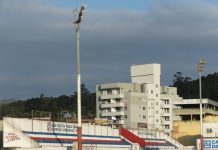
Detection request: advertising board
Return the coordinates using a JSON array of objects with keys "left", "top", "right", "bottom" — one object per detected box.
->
[{"left": 204, "top": 139, "right": 218, "bottom": 149}]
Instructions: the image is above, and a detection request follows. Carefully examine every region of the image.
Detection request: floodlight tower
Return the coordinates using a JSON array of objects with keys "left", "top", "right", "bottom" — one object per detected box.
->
[
  {"left": 197, "top": 58, "right": 206, "bottom": 150},
  {"left": 73, "top": 5, "right": 85, "bottom": 150}
]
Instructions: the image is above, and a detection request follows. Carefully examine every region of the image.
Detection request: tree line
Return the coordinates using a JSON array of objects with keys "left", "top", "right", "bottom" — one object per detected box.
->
[
  {"left": 172, "top": 72, "right": 218, "bottom": 101},
  {"left": 0, "top": 84, "right": 96, "bottom": 119},
  {"left": 1, "top": 72, "right": 218, "bottom": 119}
]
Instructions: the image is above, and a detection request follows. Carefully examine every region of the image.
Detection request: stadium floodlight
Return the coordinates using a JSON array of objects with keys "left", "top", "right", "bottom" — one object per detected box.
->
[
  {"left": 73, "top": 5, "right": 86, "bottom": 150},
  {"left": 197, "top": 58, "right": 206, "bottom": 150}
]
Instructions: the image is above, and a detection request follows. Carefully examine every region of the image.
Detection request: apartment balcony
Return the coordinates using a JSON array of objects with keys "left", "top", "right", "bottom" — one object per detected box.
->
[
  {"left": 101, "top": 111, "right": 125, "bottom": 117},
  {"left": 161, "top": 120, "right": 171, "bottom": 125},
  {"left": 173, "top": 108, "right": 218, "bottom": 115},
  {"left": 100, "top": 94, "right": 124, "bottom": 99},
  {"left": 161, "top": 104, "right": 171, "bottom": 108},
  {"left": 161, "top": 112, "right": 171, "bottom": 116},
  {"left": 164, "top": 128, "right": 172, "bottom": 132},
  {"left": 100, "top": 102, "right": 125, "bottom": 108},
  {"left": 118, "top": 120, "right": 125, "bottom": 124}
]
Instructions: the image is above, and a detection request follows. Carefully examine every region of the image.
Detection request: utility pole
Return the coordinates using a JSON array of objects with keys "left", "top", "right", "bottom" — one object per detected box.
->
[
  {"left": 73, "top": 5, "right": 85, "bottom": 150},
  {"left": 197, "top": 58, "right": 206, "bottom": 150}
]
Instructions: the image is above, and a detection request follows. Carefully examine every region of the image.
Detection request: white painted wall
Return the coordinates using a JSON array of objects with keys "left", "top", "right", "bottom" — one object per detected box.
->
[
  {"left": 203, "top": 123, "right": 218, "bottom": 138},
  {"left": 130, "top": 64, "right": 160, "bottom": 84},
  {"left": 3, "top": 117, "right": 125, "bottom": 149},
  {"left": 0, "top": 120, "right": 2, "bottom": 131}
]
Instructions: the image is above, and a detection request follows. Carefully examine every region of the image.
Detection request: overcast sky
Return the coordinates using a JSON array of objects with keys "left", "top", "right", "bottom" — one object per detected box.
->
[{"left": 0, "top": 0, "right": 218, "bottom": 99}]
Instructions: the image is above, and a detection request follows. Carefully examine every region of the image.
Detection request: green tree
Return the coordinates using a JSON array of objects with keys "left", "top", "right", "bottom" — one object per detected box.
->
[
  {"left": 0, "top": 83, "right": 96, "bottom": 119},
  {"left": 172, "top": 72, "right": 218, "bottom": 101}
]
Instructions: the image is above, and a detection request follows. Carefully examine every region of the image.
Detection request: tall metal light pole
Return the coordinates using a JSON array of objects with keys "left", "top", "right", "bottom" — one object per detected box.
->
[
  {"left": 197, "top": 58, "right": 206, "bottom": 150},
  {"left": 73, "top": 5, "right": 85, "bottom": 150}
]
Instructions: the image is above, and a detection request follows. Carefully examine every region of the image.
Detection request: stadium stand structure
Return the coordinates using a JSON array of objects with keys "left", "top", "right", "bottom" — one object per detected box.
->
[
  {"left": 2, "top": 117, "right": 191, "bottom": 150},
  {"left": 120, "top": 127, "right": 186, "bottom": 150}
]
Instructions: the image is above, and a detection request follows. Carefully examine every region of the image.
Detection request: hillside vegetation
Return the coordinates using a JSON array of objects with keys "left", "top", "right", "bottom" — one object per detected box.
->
[
  {"left": 1, "top": 72, "right": 218, "bottom": 119},
  {"left": 0, "top": 84, "right": 96, "bottom": 119},
  {"left": 172, "top": 72, "right": 218, "bottom": 101}
]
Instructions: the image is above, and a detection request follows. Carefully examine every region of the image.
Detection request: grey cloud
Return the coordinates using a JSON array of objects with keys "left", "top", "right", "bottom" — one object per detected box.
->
[{"left": 0, "top": 0, "right": 218, "bottom": 99}]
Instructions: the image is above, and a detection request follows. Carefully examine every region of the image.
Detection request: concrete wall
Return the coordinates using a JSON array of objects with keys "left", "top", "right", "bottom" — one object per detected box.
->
[
  {"left": 125, "top": 92, "right": 148, "bottom": 129},
  {"left": 0, "top": 120, "right": 2, "bottom": 131},
  {"left": 130, "top": 64, "right": 160, "bottom": 84},
  {"left": 3, "top": 117, "right": 124, "bottom": 149},
  {"left": 203, "top": 122, "right": 218, "bottom": 138},
  {"left": 204, "top": 115, "right": 218, "bottom": 123},
  {"left": 173, "top": 116, "right": 218, "bottom": 146},
  {"left": 4, "top": 117, "right": 119, "bottom": 137},
  {"left": 0, "top": 120, "right": 2, "bottom": 148},
  {"left": 0, "top": 131, "right": 2, "bottom": 148},
  {"left": 173, "top": 120, "right": 200, "bottom": 146},
  {"left": 11, "top": 147, "right": 130, "bottom": 150}
]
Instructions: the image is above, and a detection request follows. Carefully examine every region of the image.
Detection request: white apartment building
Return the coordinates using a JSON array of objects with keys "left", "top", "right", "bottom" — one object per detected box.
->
[
  {"left": 160, "top": 86, "right": 183, "bottom": 135},
  {"left": 131, "top": 64, "right": 162, "bottom": 131},
  {"left": 96, "top": 64, "right": 182, "bottom": 136}
]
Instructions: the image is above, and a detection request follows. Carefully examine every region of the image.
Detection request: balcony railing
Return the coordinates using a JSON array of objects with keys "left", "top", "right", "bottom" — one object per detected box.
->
[
  {"left": 100, "top": 94, "right": 124, "bottom": 99},
  {"left": 161, "top": 104, "right": 171, "bottom": 108},
  {"left": 173, "top": 108, "right": 218, "bottom": 115},
  {"left": 161, "top": 120, "right": 171, "bottom": 124},
  {"left": 118, "top": 119, "right": 125, "bottom": 124},
  {"left": 100, "top": 102, "right": 125, "bottom": 108},
  {"left": 101, "top": 111, "right": 125, "bottom": 117},
  {"left": 161, "top": 112, "right": 171, "bottom": 116}
]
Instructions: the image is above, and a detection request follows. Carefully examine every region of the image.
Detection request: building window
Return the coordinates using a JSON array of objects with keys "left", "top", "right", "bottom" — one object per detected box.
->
[
  {"left": 156, "top": 102, "right": 158, "bottom": 105},
  {"left": 151, "top": 90, "right": 153, "bottom": 94},
  {"left": 120, "top": 89, "right": 123, "bottom": 94},
  {"left": 156, "top": 84, "right": 158, "bottom": 88},
  {"left": 165, "top": 100, "right": 169, "bottom": 104},
  {"left": 143, "top": 98, "right": 146, "bottom": 103},
  {"left": 141, "top": 84, "right": 145, "bottom": 93},
  {"left": 125, "top": 115, "right": 127, "bottom": 119},
  {"left": 143, "top": 115, "right": 146, "bottom": 119},
  {"left": 156, "top": 119, "right": 159, "bottom": 122},
  {"left": 107, "top": 90, "right": 112, "bottom": 95},
  {"left": 116, "top": 107, "right": 121, "bottom": 112},
  {"left": 156, "top": 111, "right": 158, "bottom": 114},
  {"left": 156, "top": 94, "right": 158, "bottom": 97},
  {"left": 102, "top": 90, "right": 107, "bottom": 95},
  {"left": 143, "top": 107, "right": 146, "bottom": 110},
  {"left": 112, "top": 89, "right": 118, "bottom": 94},
  {"left": 165, "top": 108, "right": 169, "bottom": 113},
  {"left": 165, "top": 116, "right": 170, "bottom": 121},
  {"left": 206, "top": 128, "right": 212, "bottom": 133},
  {"left": 165, "top": 125, "right": 170, "bottom": 129}
]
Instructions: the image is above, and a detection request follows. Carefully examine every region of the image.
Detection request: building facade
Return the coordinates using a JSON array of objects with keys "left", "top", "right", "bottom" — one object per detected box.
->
[
  {"left": 173, "top": 99, "right": 218, "bottom": 146},
  {"left": 173, "top": 98, "right": 218, "bottom": 121},
  {"left": 160, "top": 86, "right": 183, "bottom": 135},
  {"left": 96, "top": 64, "right": 181, "bottom": 136}
]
